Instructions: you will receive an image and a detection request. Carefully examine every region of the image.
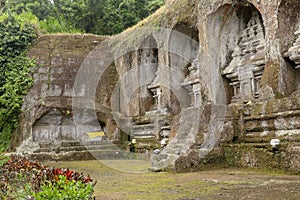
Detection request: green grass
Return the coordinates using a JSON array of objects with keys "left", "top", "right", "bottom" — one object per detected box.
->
[
  {"left": 45, "top": 160, "right": 278, "bottom": 200},
  {"left": 0, "top": 154, "right": 9, "bottom": 166}
]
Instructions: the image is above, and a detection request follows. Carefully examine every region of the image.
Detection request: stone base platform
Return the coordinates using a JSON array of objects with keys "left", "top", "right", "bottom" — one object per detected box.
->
[{"left": 23, "top": 140, "right": 125, "bottom": 161}]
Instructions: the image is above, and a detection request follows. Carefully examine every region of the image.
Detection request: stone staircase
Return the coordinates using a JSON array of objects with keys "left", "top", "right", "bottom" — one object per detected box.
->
[
  {"left": 131, "top": 111, "right": 170, "bottom": 152},
  {"left": 27, "top": 140, "right": 124, "bottom": 161},
  {"left": 241, "top": 96, "right": 300, "bottom": 143},
  {"left": 132, "top": 123, "right": 156, "bottom": 140},
  {"left": 149, "top": 104, "right": 226, "bottom": 172},
  {"left": 149, "top": 107, "right": 202, "bottom": 171}
]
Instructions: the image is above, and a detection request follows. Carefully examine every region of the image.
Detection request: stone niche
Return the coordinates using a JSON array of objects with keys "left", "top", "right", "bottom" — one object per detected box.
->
[
  {"left": 284, "top": 24, "right": 300, "bottom": 95},
  {"left": 138, "top": 35, "right": 159, "bottom": 115},
  {"left": 222, "top": 8, "right": 265, "bottom": 103},
  {"left": 147, "top": 85, "right": 164, "bottom": 113},
  {"left": 32, "top": 109, "right": 104, "bottom": 143},
  {"left": 169, "top": 23, "right": 200, "bottom": 111},
  {"left": 118, "top": 35, "right": 159, "bottom": 117},
  {"left": 115, "top": 35, "right": 162, "bottom": 151},
  {"left": 147, "top": 66, "right": 169, "bottom": 115}
]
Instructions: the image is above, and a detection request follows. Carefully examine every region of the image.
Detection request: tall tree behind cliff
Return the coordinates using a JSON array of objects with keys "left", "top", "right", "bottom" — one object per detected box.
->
[{"left": 3, "top": 0, "right": 165, "bottom": 35}]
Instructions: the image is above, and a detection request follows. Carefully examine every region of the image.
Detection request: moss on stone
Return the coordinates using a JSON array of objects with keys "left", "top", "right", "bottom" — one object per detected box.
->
[
  {"left": 260, "top": 61, "right": 280, "bottom": 97},
  {"left": 252, "top": 103, "right": 263, "bottom": 116},
  {"left": 221, "top": 144, "right": 291, "bottom": 172}
]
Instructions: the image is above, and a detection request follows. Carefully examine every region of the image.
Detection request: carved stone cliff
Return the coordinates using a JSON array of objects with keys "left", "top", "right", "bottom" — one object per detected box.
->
[{"left": 12, "top": 0, "right": 300, "bottom": 172}]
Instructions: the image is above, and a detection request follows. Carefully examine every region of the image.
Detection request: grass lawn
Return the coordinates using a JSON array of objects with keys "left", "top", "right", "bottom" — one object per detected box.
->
[{"left": 45, "top": 159, "right": 300, "bottom": 200}]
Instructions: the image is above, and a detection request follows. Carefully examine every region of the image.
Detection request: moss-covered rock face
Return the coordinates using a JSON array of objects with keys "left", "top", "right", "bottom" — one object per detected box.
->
[
  {"left": 221, "top": 143, "right": 300, "bottom": 174},
  {"left": 224, "top": 144, "right": 288, "bottom": 169},
  {"left": 218, "top": 96, "right": 300, "bottom": 173},
  {"left": 14, "top": 0, "right": 300, "bottom": 172}
]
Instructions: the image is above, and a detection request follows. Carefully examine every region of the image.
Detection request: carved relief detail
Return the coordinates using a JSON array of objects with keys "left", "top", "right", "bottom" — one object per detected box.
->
[
  {"left": 181, "top": 58, "right": 201, "bottom": 107},
  {"left": 222, "top": 10, "right": 265, "bottom": 103}
]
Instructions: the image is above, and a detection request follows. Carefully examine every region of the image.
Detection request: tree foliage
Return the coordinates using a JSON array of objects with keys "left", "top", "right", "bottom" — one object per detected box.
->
[{"left": 3, "top": 0, "right": 165, "bottom": 35}]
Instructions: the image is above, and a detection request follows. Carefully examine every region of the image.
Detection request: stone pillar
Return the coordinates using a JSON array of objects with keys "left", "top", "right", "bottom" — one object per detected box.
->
[
  {"left": 154, "top": 87, "right": 162, "bottom": 112},
  {"left": 193, "top": 83, "right": 201, "bottom": 107},
  {"left": 148, "top": 85, "right": 164, "bottom": 113}
]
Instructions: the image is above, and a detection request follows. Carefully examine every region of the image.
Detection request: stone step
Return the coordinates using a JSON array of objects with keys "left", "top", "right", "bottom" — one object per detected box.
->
[
  {"left": 34, "top": 144, "right": 120, "bottom": 153},
  {"left": 61, "top": 141, "right": 82, "bottom": 147},
  {"left": 132, "top": 123, "right": 155, "bottom": 129},
  {"left": 29, "top": 149, "right": 124, "bottom": 161},
  {"left": 243, "top": 130, "right": 300, "bottom": 143},
  {"left": 135, "top": 137, "right": 156, "bottom": 144},
  {"left": 132, "top": 124, "right": 155, "bottom": 136},
  {"left": 38, "top": 140, "right": 114, "bottom": 148},
  {"left": 32, "top": 139, "right": 125, "bottom": 161},
  {"left": 81, "top": 140, "right": 114, "bottom": 146},
  {"left": 134, "top": 134, "right": 156, "bottom": 139},
  {"left": 74, "top": 140, "right": 114, "bottom": 146}
]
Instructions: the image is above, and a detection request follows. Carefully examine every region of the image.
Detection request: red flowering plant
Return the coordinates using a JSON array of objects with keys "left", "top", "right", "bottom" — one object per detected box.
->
[{"left": 0, "top": 155, "right": 96, "bottom": 199}]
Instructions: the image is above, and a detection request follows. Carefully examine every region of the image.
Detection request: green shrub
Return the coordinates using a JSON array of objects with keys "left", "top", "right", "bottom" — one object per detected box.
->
[
  {"left": 0, "top": 154, "right": 9, "bottom": 166},
  {"left": 34, "top": 175, "right": 94, "bottom": 200}
]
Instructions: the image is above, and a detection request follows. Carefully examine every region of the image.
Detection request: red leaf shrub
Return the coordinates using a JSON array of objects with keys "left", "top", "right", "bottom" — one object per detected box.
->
[{"left": 0, "top": 155, "right": 96, "bottom": 197}]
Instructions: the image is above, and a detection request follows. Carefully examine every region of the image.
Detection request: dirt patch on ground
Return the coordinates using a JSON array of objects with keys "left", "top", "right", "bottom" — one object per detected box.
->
[{"left": 47, "top": 160, "right": 300, "bottom": 200}]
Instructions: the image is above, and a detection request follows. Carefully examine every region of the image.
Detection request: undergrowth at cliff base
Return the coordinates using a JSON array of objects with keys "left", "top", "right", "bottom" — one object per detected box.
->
[{"left": 0, "top": 155, "right": 96, "bottom": 200}]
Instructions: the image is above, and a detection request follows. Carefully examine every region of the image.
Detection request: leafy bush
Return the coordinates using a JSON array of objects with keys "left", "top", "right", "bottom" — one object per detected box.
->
[
  {"left": 0, "top": 154, "right": 9, "bottom": 167},
  {"left": 0, "top": 155, "right": 96, "bottom": 199},
  {"left": 0, "top": 12, "right": 38, "bottom": 151},
  {"left": 34, "top": 175, "right": 94, "bottom": 200}
]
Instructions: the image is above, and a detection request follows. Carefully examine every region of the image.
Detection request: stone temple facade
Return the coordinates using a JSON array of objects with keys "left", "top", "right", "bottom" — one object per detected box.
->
[{"left": 12, "top": 0, "right": 300, "bottom": 172}]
